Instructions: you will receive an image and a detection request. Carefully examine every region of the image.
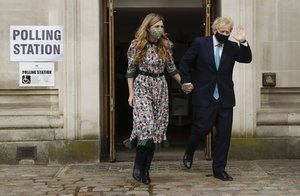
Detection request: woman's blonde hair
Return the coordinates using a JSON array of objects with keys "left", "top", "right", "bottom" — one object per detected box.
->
[
  {"left": 211, "top": 16, "right": 234, "bottom": 33},
  {"left": 133, "top": 13, "right": 173, "bottom": 64}
]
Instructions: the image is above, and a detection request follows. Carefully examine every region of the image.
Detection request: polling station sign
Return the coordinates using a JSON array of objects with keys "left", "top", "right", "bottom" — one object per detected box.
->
[
  {"left": 10, "top": 26, "right": 63, "bottom": 61},
  {"left": 19, "top": 62, "right": 55, "bottom": 87}
]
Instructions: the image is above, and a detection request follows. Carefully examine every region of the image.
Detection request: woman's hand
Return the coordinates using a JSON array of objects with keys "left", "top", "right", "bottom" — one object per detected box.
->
[{"left": 128, "top": 94, "right": 134, "bottom": 107}]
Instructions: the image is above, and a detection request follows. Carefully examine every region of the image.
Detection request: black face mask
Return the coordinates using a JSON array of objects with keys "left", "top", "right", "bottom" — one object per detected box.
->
[{"left": 215, "top": 32, "right": 229, "bottom": 44}]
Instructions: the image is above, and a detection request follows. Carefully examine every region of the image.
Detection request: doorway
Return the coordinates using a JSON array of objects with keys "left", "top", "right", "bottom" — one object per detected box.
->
[
  {"left": 114, "top": 7, "right": 204, "bottom": 158},
  {"left": 102, "top": 0, "right": 218, "bottom": 161}
]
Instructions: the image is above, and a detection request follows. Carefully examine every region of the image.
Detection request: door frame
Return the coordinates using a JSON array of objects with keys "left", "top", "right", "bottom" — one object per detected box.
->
[
  {"left": 108, "top": 0, "right": 116, "bottom": 162},
  {"left": 203, "top": 0, "right": 219, "bottom": 160},
  {"left": 101, "top": 0, "right": 218, "bottom": 161},
  {"left": 204, "top": 0, "right": 213, "bottom": 160},
  {"left": 101, "top": 0, "right": 116, "bottom": 162}
]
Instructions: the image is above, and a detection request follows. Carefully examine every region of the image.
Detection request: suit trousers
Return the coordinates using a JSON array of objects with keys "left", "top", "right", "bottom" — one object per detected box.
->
[{"left": 185, "top": 100, "right": 233, "bottom": 173}]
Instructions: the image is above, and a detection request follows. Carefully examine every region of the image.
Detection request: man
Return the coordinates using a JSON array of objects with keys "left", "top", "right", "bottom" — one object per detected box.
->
[{"left": 179, "top": 16, "right": 252, "bottom": 181}]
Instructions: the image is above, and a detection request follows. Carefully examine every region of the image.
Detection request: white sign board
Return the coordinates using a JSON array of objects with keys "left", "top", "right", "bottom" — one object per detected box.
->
[
  {"left": 19, "top": 62, "right": 55, "bottom": 87},
  {"left": 10, "top": 26, "right": 63, "bottom": 61}
]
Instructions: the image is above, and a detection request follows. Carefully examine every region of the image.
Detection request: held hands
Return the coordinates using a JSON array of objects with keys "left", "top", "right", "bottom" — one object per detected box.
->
[
  {"left": 181, "top": 83, "right": 194, "bottom": 94},
  {"left": 232, "top": 25, "right": 246, "bottom": 43}
]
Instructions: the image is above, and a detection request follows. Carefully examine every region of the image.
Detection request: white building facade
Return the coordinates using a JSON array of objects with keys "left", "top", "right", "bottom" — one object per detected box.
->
[{"left": 0, "top": 0, "right": 299, "bottom": 164}]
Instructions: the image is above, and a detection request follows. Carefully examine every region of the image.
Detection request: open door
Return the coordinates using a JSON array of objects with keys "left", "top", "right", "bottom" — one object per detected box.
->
[
  {"left": 108, "top": 0, "right": 116, "bottom": 162},
  {"left": 102, "top": 0, "right": 116, "bottom": 162},
  {"left": 204, "top": 0, "right": 213, "bottom": 160},
  {"left": 204, "top": 0, "right": 218, "bottom": 160}
]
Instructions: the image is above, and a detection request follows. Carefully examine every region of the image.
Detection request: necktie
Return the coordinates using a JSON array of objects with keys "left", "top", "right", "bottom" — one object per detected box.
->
[
  {"left": 213, "top": 44, "right": 221, "bottom": 100},
  {"left": 215, "top": 44, "right": 221, "bottom": 69}
]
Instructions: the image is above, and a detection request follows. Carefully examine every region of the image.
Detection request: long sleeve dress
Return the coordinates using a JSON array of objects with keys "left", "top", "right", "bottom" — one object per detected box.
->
[{"left": 123, "top": 40, "right": 179, "bottom": 150}]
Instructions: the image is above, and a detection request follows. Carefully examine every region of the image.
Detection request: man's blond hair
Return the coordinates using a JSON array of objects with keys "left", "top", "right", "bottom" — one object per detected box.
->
[{"left": 211, "top": 16, "right": 234, "bottom": 33}]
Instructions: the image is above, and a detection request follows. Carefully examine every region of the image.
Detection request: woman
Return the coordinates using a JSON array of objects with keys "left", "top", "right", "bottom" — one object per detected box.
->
[{"left": 123, "top": 13, "right": 181, "bottom": 184}]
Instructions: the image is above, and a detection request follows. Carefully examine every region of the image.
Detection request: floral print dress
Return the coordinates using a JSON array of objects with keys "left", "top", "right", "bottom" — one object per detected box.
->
[{"left": 123, "top": 40, "right": 178, "bottom": 150}]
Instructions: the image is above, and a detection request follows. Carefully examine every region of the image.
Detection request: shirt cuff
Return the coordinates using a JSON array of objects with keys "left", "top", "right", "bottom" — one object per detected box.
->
[
  {"left": 240, "top": 40, "right": 248, "bottom": 46},
  {"left": 182, "top": 83, "right": 192, "bottom": 85},
  {"left": 126, "top": 71, "right": 137, "bottom": 78},
  {"left": 168, "top": 69, "right": 179, "bottom": 76}
]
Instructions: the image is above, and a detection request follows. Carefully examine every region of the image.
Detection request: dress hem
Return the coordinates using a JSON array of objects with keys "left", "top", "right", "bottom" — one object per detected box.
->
[{"left": 123, "top": 138, "right": 169, "bottom": 151}]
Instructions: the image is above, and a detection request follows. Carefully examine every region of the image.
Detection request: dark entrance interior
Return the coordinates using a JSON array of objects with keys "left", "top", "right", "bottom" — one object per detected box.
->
[{"left": 114, "top": 8, "right": 205, "bottom": 160}]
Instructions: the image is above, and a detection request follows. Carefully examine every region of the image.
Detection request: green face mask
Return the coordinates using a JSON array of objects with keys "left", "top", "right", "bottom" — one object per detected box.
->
[{"left": 149, "top": 28, "right": 164, "bottom": 39}]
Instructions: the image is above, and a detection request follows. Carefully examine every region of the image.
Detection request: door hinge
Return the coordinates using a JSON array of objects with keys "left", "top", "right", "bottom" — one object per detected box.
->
[
  {"left": 110, "top": 97, "right": 114, "bottom": 111},
  {"left": 109, "top": 1, "right": 114, "bottom": 17}
]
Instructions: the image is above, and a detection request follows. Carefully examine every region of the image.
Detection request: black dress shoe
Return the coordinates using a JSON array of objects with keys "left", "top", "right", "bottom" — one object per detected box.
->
[
  {"left": 182, "top": 153, "right": 193, "bottom": 169},
  {"left": 213, "top": 171, "right": 233, "bottom": 181}
]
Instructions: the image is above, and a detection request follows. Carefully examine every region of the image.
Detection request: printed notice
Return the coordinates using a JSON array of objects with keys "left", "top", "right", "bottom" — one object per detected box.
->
[
  {"left": 10, "top": 26, "right": 63, "bottom": 61},
  {"left": 19, "top": 62, "right": 55, "bottom": 87}
]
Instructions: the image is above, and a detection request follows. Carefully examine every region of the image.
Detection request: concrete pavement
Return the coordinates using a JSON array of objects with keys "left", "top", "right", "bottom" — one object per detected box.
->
[{"left": 0, "top": 159, "right": 299, "bottom": 195}]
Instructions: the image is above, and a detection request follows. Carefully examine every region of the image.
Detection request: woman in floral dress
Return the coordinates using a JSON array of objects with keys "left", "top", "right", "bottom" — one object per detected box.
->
[{"left": 123, "top": 13, "right": 181, "bottom": 184}]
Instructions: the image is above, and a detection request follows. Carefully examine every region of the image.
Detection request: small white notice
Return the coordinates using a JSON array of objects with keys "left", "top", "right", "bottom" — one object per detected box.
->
[{"left": 19, "top": 62, "right": 55, "bottom": 87}]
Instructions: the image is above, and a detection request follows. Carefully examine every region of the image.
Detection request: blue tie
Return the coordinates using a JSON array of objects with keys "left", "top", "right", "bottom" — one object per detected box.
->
[{"left": 213, "top": 44, "right": 221, "bottom": 100}]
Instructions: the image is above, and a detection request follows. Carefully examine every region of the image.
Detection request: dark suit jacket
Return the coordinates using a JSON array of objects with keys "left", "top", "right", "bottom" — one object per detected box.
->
[{"left": 179, "top": 36, "right": 252, "bottom": 108}]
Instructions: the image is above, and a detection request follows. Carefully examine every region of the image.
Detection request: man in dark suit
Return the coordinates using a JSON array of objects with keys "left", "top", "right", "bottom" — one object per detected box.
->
[{"left": 179, "top": 16, "right": 252, "bottom": 181}]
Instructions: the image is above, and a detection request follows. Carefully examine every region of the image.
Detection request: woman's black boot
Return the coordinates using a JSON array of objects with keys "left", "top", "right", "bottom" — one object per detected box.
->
[
  {"left": 141, "top": 148, "right": 154, "bottom": 185},
  {"left": 132, "top": 147, "right": 144, "bottom": 182}
]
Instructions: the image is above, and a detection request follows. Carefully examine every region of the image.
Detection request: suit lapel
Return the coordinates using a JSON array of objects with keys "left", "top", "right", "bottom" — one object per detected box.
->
[
  {"left": 219, "top": 42, "right": 229, "bottom": 70},
  {"left": 206, "top": 37, "right": 216, "bottom": 71}
]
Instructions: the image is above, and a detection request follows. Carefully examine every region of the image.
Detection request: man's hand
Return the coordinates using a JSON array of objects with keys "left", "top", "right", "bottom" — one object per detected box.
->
[
  {"left": 233, "top": 25, "right": 246, "bottom": 43},
  {"left": 181, "top": 83, "right": 194, "bottom": 94}
]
